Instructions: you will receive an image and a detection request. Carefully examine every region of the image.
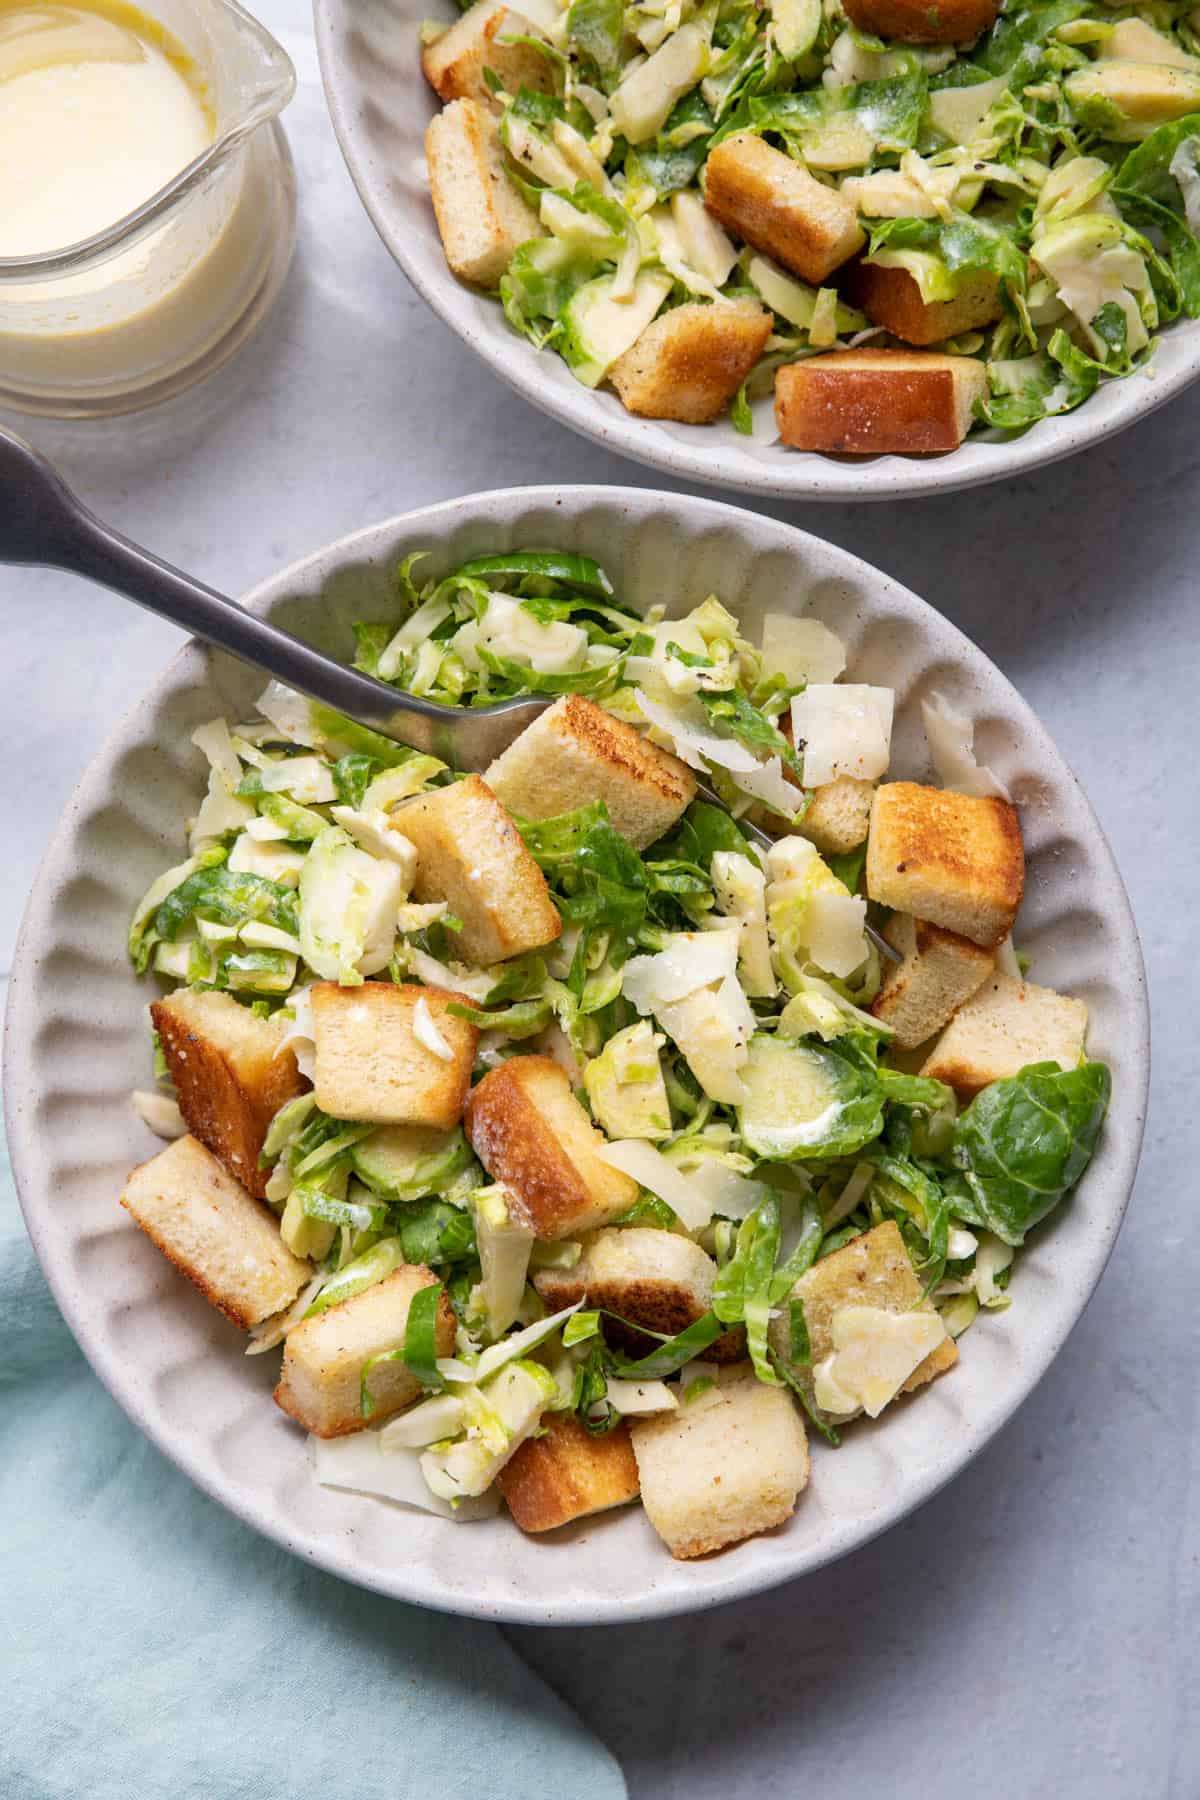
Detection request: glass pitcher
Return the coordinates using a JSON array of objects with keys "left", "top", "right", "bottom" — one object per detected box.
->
[{"left": 0, "top": 0, "right": 297, "bottom": 418}]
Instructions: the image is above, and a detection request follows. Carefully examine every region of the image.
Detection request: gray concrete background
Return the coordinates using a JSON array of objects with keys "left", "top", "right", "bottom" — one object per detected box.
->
[{"left": 1, "top": 14, "right": 1195, "bottom": 1796}]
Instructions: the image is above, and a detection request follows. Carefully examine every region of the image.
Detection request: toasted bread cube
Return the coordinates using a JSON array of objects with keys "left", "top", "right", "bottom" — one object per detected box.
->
[
  {"left": 534, "top": 1227, "right": 744, "bottom": 1361},
  {"left": 274, "top": 1265, "right": 454, "bottom": 1437},
  {"left": 871, "top": 913, "right": 996, "bottom": 1049},
  {"left": 755, "top": 772, "right": 875, "bottom": 852},
  {"left": 121, "top": 1135, "right": 310, "bottom": 1330},
  {"left": 398, "top": 773, "right": 561, "bottom": 965},
  {"left": 497, "top": 1413, "right": 641, "bottom": 1532},
  {"left": 799, "top": 774, "right": 876, "bottom": 854},
  {"left": 485, "top": 693, "right": 696, "bottom": 850},
  {"left": 703, "top": 133, "right": 864, "bottom": 285},
  {"left": 426, "top": 99, "right": 539, "bottom": 288},
  {"left": 843, "top": 0, "right": 1001, "bottom": 42},
  {"left": 920, "top": 972, "right": 1088, "bottom": 1099},
  {"left": 310, "top": 981, "right": 477, "bottom": 1128},
  {"left": 775, "top": 349, "right": 988, "bottom": 455},
  {"left": 151, "top": 988, "right": 307, "bottom": 1199},
  {"left": 465, "top": 1055, "right": 637, "bottom": 1240},
  {"left": 846, "top": 260, "right": 1004, "bottom": 347},
  {"left": 866, "top": 781, "right": 1024, "bottom": 948},
  {"left": 769, "top": 1220, "right": 957, "bottom": 1427},
  {"left": 421, "top": 0, "right": 553, "bottom": 107},
  {"left": 632, "top": 1363, "right": 809, "bottom": 1559},
  {"left": 609, "top": 298, "right": 773, "bottom": 424}
]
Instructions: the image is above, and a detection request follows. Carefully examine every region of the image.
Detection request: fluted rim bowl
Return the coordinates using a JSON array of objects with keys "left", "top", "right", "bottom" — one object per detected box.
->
[
  {"left": 4, "top": 486, "right": 1148, "bottom": 1624},
  {"left": 313, "top": 0, "right": 1200, "bottom": 503}
]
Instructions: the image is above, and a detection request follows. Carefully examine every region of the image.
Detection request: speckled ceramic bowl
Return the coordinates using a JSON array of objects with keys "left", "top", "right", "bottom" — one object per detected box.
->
[
  {"left": 4, "top": 487, "right": 1148, "bottom": 1623},
  {"left": 313, "top": 0, "right": 1200, "bottom": 503}
]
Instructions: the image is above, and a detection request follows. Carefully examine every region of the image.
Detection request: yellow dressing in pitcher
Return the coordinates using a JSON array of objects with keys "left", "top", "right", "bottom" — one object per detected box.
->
[{"left": 0, "top": 1, "right": 214, "bottom": 256}]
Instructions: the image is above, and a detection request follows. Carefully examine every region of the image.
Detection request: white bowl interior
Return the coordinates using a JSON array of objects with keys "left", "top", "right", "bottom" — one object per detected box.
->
[
  {"left": 314, "top": 0, "right": 1200, "bottom": 502},
  {"left": 4, "top": 487, "right": 1148, "bottom": 1623}
]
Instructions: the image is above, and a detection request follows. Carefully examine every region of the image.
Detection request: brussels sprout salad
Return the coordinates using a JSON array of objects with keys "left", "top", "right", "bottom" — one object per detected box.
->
[
  {"left": 420, "top": 0, "right": 1200, "bottom": 445},
  {"left": 123, "top": 547, "right": 1111, "bottom": 1559}
]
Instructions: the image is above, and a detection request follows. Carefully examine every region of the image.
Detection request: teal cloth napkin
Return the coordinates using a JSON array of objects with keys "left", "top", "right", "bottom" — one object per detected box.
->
[{"left": 0, "top": 1124, "right": 625, "bottom": 1800}]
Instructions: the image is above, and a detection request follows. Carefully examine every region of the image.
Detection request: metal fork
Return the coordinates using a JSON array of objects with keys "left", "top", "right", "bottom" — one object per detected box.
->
[{"left": 0, "top": 426, "right": 898, "bottom": 960}]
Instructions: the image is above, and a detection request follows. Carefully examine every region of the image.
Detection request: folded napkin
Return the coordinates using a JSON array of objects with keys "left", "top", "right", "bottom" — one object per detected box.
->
[{"left": 0, "top": 1121, "right": 625, "bottom": 1800}]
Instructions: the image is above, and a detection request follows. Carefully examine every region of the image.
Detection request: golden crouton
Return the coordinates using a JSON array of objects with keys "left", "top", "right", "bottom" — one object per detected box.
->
[
  {"left": 769, "top": 1220, "right": 957, "bottom": 1427},
  {"left": 121, "top": 1134, "right": 311, "bottom": 1330},
  {"left": 151, "top": 988, "right": 307, "bottom": 1199},
  {"left": 425, "top": 98, "right": 539, "bottom": 288},
  {"left": 497, "top": 1413, "right": 641, "bottom": 1532},
  {"left": 775, "top": 348, "right": 988, "bottom": 455},
  {"left": 866, "top": 781, "right": 1024, "bottom": 948},
  {"left": 845, "top": 259, "right": 1004, "bottom": 347},
  {"left": 798, "top": 774, "right": 876, "bottom": 854},
  {"left": 465, "top": 1055, "right": 637, "bottom": 1240},
  {"left": 310, "top": 981, "right": 478, "bottom": 1128},
  {"left": 421, "top": 0, "right": 553, "bottom": 107},
  {"left": 631, "top": 1363, "right": 809, "bottom": 1559},
  {"left": 843, "top": 0, "right": 1001, "bottom": 43},
  {"left": 609, "top": 298, "right": 773, "bottom": 424},
  {"left": 484, "top": 693, "right": 696, "bottom": 850},
  {"left": 703, "top": 133, "right": 864, "bottom": 285},
  {"left": 274, "top": 1265, "right": 454, "bottom": 1437},
  {"left": 533, "top": 1227, "right": 744, "bottom": 1361},
  {"left": 398, "top": 773, "right": 561, "bottom": 965},
  {"left": 871, "top": 913, "right": 996, "bottom": 1049},
  {"left": 920, "top": 972, "right": 1088, "bottom": 1099}
]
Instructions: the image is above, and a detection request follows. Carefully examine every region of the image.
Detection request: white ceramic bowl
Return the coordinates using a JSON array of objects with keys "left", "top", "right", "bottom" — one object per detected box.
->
[
  {"left": 4, "top": 487, "right": 1147, "bottom": 1623},
  {"left": 313, "top": 0, "right": 1200, "bottom": 503}
]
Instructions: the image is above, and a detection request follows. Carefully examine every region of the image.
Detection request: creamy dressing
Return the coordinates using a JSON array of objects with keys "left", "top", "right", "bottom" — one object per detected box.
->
[{"left": 0, "top": 1, "right": 213, "bottom": 257}]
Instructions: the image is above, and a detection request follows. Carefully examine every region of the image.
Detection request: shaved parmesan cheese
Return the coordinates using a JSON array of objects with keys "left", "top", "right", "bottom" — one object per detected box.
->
[
  {"left": 802, "top": 890, "right": 869, "bottom": 979},
  {"left": 131, "top": 1090, "right": 187, "bottom": 1139},
  {"left": 946, "top": 1225, "right": 979, "bottom": 1261},
  {"left": 687, "top": 1158, "right": 770, "bottom": 1221},
  {"left": 190, "top": 773, "right": 254, "bottom": 852},
  {"left": 256, "top": 682, "right": 317, "bottom": 746},
  {"left": 731, "top": 755, "right": 800, "bottom": 816},
  {"left": 622, "top": 928, "right": 740, "bottom": 1011},
  {"left": 760, "top": 614, "right": 847, "bottom": 685},
  {"left": 597, "top": 1138, "right": 715, "bottom": 1231},
  {"left": 654, "top": 976, "right": 755, "bottom": 1104},
  {"left": 329, "top": 806, "right": 418, "bottom": 882},
  {"left": 813, "top": 1305, "right": 948, "bottom": 1418},
  {"left": 413, "top": 996, "right": 454, "bottom": 1061},
  {"left": 634, "top": 690, "right": 759, "bottom": 773},
  {"left": 604, "top": 1379, "right": 679, "bottom": 1415},
  {"left": 790, "top": 685, "right": 894, "bottom": 786},
  {"left": 921, "top": 691, "right": 1010, "bottom": 800},
  {"left": 312, "top": 1431, "right": 500, "bottom": 1519}
]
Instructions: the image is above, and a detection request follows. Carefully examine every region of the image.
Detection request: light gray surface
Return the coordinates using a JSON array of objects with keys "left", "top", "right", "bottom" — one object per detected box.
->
[{"left": 0, "top": 9, "right": 1195, "bottom": 1795}]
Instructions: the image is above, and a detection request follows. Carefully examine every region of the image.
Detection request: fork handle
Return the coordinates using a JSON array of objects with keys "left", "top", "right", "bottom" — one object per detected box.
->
[{"left": 0, "top": 424, "right": 459, "bottom": 758}]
